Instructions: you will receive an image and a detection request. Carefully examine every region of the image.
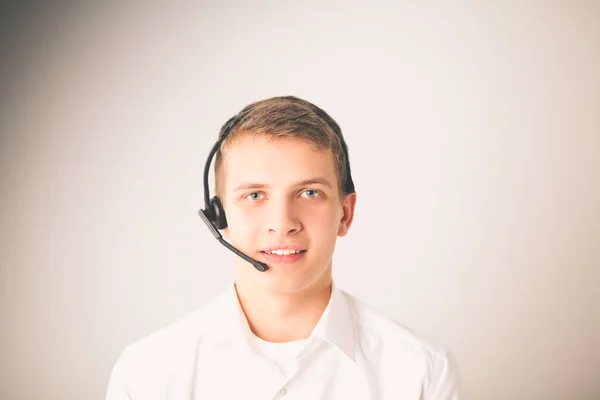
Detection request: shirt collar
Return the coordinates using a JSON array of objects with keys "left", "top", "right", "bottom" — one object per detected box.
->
[
  {"left": 205, "top": 280, "right": 356, "bottom": 362},
  {"left": 310, "top": 281, "right": 356, "bottom": 362},
  {"left": 204, "top": 281, "right": 255, "bottom": 349}
]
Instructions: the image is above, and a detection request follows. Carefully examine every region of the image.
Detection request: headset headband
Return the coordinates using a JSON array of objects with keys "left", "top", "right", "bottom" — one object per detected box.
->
[{"left": 203, "top": 107, "right": 354, "bottom": 212}]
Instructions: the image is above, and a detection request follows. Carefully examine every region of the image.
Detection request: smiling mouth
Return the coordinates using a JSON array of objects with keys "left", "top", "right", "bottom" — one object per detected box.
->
[{"left": 260, "top": 250, "right": 307, "bottom": 256}]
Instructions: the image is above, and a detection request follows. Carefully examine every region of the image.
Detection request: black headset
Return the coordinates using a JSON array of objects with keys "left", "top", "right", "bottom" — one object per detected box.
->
[{"left": 198, "top": 99, "right": 355, "bottom": 272}]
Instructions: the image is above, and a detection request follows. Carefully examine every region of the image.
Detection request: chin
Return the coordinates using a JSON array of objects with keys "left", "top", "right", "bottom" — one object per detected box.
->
[{"left": 263, "top": 269, "right": 330, "bottom": 295}]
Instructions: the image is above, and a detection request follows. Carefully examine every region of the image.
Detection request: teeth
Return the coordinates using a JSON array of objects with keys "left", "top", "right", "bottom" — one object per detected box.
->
[{"left": 266, "top": 249, "right": 301, "bottom": 255}]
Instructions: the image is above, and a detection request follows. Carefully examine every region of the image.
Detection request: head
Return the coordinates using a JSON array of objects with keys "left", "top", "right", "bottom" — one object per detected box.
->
[{"left": 215, "top": 96, "right": 357, "bottom": 295}]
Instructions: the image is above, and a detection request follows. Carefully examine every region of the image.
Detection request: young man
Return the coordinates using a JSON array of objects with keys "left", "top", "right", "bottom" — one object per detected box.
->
[{"left": 106, "top": 96, "right": 464, "bottom": 399}]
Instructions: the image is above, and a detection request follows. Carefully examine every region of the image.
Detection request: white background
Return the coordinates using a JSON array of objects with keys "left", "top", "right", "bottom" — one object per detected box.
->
[{"left": 1, "top": 2, "right": 599, "bottom": 399}]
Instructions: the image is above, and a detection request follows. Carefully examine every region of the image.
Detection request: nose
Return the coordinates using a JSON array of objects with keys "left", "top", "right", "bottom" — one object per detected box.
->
[{"left": 266, "top": 196, "right": 302, "bottom": 236}]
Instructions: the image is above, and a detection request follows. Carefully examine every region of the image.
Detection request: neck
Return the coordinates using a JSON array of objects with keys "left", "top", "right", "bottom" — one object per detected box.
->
[{"left": 234, "top": 278, "right": 332, "bottom": 343}]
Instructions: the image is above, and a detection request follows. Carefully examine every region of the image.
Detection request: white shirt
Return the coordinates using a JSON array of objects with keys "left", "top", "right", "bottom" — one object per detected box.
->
[
  {"left": 254, "top": 335, "right": 311, "bottom": 377},
  {"left": 106, "top": 282, "right": 464, "bottom": 399}
]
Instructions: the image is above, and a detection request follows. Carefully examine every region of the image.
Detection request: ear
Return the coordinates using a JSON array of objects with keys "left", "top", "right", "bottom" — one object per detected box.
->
[{"left": 337, "top": 192, "right": 357, "bottom": 237}]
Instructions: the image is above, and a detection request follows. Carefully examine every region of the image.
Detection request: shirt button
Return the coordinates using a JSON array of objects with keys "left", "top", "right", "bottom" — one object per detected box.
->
[{"left": 279, "top": 387, "right": 287, "bottom": 396}]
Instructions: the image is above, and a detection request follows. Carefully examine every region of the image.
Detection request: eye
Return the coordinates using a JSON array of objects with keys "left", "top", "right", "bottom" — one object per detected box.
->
[
  {"left": 245, "top": 192, "right": 265, "bottom": 201},
  {"left": 300, "top": 189, "right": 321, "bottom": 198}
]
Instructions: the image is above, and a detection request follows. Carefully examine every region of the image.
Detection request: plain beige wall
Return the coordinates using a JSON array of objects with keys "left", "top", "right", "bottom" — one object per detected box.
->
[{"left": 1, "top": 2, "right": 599, "bottom": 399}]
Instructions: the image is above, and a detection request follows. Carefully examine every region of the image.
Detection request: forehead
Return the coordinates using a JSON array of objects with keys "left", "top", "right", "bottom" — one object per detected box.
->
[{"left": 222, "top": 134, "right": 337, "bottom": 191}]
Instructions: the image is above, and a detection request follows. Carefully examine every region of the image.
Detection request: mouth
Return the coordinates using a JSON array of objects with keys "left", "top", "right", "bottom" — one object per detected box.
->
[{"left": 259, "top": 249, "right": 307, "bottom": 264}]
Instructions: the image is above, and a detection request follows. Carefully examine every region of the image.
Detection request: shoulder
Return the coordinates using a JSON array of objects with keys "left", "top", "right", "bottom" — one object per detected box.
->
[
  {"left": 106, "top": 295, "right": 225, "bottom": 397},
  {"left": 120, "top": 305, "right": 211, "bottom": 365},
  {"left": 342, "top": 290, "right": 460, "bottom": 383},
  {"left": 343, "top": 290, "right": 446, "bottom": 353}
]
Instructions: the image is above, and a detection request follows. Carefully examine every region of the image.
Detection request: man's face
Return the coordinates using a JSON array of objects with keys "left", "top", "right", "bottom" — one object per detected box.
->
[{"left": 221, "top": 133, "right": 356, "bottom": 295}]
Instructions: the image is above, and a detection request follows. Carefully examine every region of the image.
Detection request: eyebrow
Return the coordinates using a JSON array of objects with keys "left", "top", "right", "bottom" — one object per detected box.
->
[{"left": 233, "top": 177, "right": 334, "bottom": 192}]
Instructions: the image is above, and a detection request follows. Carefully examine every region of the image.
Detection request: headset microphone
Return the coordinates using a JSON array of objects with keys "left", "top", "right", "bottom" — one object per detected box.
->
[{"left": 198, "top": 205, "right": 268, "bottom": 272}]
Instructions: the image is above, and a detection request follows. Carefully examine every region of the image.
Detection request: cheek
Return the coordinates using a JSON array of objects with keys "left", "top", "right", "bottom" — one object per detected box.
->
[
  {"left": 305, "top": 205, "right": 343, "bottom": 236},
  {"left": 224, "top": 207, "right": 257, "bottom": 242},
  {"left": 313, "top": 201, "right": 342, "bottom": 221},
  {"left": 227, "top": 206, "right": 258, "bottom": 228}
]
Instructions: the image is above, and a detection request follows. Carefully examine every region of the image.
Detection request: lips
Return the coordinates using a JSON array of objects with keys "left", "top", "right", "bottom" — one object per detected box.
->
[
  {"left": 258, "top": 244, "right": 308, "bottom": 265},
  {"left": 259, "top": 250, "right": 307, "bottom": 265},
  {"left": 260, "top": 244, "right": 307, "bottom": 253}
]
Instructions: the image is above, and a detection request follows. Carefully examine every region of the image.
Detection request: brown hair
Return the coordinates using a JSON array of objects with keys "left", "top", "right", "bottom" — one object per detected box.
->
[{"left": 214, "top": 96, "right": 351, "bottom": 200}]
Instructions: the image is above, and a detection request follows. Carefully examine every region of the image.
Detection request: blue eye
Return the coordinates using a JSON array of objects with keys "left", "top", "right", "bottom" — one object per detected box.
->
[
  {"left": 300, "top": 189, "right": 320, "bottom": 198},
  {"left": 246, "top": 192, "right": 264, "bottom": 201}
]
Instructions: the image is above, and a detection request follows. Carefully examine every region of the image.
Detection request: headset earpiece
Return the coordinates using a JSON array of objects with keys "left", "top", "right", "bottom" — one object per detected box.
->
[{"left": 209, "top": 196, "right": 228, "bottom": 229}]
